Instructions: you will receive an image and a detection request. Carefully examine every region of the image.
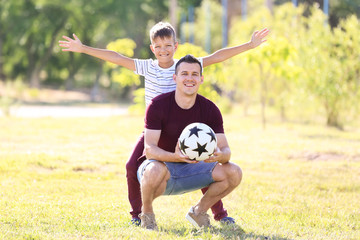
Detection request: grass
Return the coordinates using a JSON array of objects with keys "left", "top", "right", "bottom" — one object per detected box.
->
[{"left": 0, "top": 110, "right": 359, "bottom": 240}]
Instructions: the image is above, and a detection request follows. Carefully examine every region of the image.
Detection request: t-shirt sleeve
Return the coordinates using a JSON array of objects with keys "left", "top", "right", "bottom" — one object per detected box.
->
[
  {"left": 134, "top": 59, "right": 150, "bottom": 76},
  {"left": 144, "top": 100, "right": 163, "bottom": 130},
  {"left": 208, "top": 101, "right": 224, "bottom": 134}
]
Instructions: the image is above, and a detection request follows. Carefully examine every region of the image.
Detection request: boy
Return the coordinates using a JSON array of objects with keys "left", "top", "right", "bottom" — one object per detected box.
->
[{"left": 59, "top": 22, "right": 268, "bottom": 225}]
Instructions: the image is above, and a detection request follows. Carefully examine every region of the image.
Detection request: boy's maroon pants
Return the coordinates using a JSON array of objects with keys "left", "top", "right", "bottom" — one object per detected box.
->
[{"left": 125, "top": 133, "right": 228, "bottom": 221}]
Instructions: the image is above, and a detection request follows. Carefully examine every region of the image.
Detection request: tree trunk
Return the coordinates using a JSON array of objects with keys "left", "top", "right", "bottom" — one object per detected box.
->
[
  {"left": 91, "top": 64, "right": 103, "bottom": 102},
  {"left": 261, "top": 90, "right": 266, "bottom": 130},
  {"left": 327, "top": 114, "right": 343, "bottom": 130},
  {"left": 265, "top": 0, "right": 273, "bottom": 14},
  {"left": 65, "top": 53, "right": 79, "bottom": 90},
  {"left": 0, "top": 34, "right": 6, "bottom": 81},
  {"left": 280, "top": 104, "right": 287, "bottom": 122},
  {"left": 29, "top": 18, "right": 67, "bottom": 88},
  {"left": 169, "top": 0, "right": 177, "bottom": 33},
  {"left": 29, "top": 66, "right": 41, "bottom": 88},
  {"left": 326, "top": 105, "right": 343, "bottom": 130},
  {"left": 260, "top": 65, "right": 267, "bottom": 130},
  {"left": 65, "top": 73, "right": 76, "bottom": 90}
]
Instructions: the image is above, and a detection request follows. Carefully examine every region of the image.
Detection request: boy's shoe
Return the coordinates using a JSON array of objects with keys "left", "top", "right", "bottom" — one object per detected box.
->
[
  {"left": 131, "top": 217, "right": 141, "bottom": 226},
  {"left": 220, "top": 216, "right": 235, "bottom": 224},
  {"left": 139, "top": 213, "right": 158, "bottom": 231},
  {"left": 185, "top": 206, "right": 210, "bottom": 228}
]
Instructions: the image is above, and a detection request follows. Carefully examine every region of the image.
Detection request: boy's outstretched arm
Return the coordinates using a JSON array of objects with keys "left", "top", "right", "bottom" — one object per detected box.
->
[
  {"left": 59, "top": 34, "right": 136, "bottom": 71},
  {"left": 202, "top": 28, "right": 269, "bottom": 67}
]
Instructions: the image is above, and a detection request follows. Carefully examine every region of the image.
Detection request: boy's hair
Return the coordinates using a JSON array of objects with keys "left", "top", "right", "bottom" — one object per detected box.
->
[
  {"left": 149, "top": 22, "right": 176, "bottom": 43},
  {"left": 175, "top": 54, "right": 202, "bottom": 76}
]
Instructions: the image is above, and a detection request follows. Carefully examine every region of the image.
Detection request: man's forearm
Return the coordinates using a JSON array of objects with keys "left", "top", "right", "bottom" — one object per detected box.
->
[{"left": 145, "top": 145, "right": 177, "bottom": 162}]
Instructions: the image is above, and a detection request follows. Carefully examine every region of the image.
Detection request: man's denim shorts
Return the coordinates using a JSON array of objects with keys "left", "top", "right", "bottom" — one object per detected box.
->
[{"left": 137, "top": 160, "right": 217, "bottom": 195}]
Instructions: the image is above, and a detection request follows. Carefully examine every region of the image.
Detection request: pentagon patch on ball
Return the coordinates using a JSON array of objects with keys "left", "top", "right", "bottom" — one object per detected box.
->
[{"left": 178, "top": 122, "right": 217, "bottom": 161}]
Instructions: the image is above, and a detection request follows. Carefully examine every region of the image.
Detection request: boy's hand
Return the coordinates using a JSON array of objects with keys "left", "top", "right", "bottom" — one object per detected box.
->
[
  {"left": 59, "top": 34, "right": 83, "bottom": 53},
  {"left": 250, "top": 28, "right": 269, "bottom": 48}
]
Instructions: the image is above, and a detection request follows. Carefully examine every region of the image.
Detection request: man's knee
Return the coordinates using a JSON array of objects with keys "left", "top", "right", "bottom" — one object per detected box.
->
[
  {"left": 213, "top": 163, "right": 242, "bottom": 186},
  {"left": 227, "top": 164, "right": 242, "bottom": 186},
  {"left": 141, "top": 161, "right": 169, "bottom": 186}
]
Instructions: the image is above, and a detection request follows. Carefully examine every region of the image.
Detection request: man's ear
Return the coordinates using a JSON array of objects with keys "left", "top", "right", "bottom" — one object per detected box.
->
[
  {"left": 173, "top": 73, "right": 177, "bottom": 83},
  {"left": 200, "top": 75, "right": 204, "bottom": 84}
]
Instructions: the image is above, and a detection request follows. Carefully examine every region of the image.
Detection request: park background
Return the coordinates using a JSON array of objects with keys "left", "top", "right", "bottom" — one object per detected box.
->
[{"left": 0, "top": 0, "right": 360, "bottom": 239}]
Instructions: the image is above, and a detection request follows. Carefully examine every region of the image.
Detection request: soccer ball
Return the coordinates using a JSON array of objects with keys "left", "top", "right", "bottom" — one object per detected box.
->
[{"left": 178, "top": 122, "right": 217, "bottom": 161}]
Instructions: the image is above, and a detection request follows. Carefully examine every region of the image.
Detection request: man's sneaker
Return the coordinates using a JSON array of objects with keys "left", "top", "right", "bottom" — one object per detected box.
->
[
  {"left": 139, "top": 213, "right": 158, "bottom": 231},
  {"left": 185, "top": 206, "right": 211, "bottom": 228},
  {"left": 131, "top": 217, "right": 141, "bottom": 226},
  {"left": 220, "top": 216, "right": 235, "bottom": 225}
]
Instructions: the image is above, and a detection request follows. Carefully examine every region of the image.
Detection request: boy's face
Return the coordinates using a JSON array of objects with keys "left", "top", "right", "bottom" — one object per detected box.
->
[{"left": 150, "top": 37, "right": 178, "bottom": 65}]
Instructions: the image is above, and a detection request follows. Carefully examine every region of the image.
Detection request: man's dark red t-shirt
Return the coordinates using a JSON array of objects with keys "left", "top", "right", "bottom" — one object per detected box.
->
[{"left": 145, "top": 91, "right": 224, "bottom": 153}]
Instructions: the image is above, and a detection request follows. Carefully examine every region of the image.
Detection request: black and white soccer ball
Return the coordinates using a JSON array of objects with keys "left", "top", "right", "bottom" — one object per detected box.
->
[{"left": 178, "top": 122, "right": 217, "bottom": 161}]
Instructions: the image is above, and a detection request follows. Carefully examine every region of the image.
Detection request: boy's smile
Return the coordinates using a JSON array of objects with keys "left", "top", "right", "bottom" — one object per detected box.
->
[{"left": 150, "top": 37, "right": 178, "bottom": 68}]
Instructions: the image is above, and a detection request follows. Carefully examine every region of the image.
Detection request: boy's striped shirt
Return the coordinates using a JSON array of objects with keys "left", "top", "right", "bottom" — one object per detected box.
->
[{"left": 134, "top": 58, "right": 203, "bottom": 106}]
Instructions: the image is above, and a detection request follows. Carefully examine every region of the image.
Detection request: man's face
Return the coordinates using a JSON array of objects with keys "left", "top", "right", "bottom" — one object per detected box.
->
[
  {"left": 150, "top": 37, "right": 178, "bottom": 65},
  {"left": 174, "top": 62, "right": 203, "bottom": 96}
]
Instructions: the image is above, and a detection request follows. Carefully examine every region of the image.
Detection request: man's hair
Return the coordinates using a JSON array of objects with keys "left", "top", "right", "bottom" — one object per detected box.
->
[
  {"left": 175, "top": 54, "right": 202, "bottom": 76},
  {"left": 149, "top": 22, "right": 176, "bottom": 43}
]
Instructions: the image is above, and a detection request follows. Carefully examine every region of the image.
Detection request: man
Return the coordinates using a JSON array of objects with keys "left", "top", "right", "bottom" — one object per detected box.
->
[{"left": 137, "top": 54, "right": 242, "bottom": 230}]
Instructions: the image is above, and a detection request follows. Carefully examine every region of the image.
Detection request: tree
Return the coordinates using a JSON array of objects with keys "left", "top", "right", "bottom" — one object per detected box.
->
[
  {"left": 296, "top": 4, "right": 360, "bottom": 128},
  {"left": 225, "top": 2, "right": 360, "bottom": 128}
]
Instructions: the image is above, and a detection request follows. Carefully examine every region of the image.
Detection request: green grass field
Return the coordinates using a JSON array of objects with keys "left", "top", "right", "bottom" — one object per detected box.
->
[{"left": 0, "top": 110, "right": 359, "bottom": 240}]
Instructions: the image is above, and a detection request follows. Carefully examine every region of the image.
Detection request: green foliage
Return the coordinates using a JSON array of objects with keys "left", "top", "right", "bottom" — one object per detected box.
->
[
  {"left": 128, "top": 88, "right": 146, "bottom": 115},
  {"left": 329, "top": 0, "right": 360, "bottom": 27},
  {"left": 180, "top": 0, "right": 223, "bottom": 52},
  {"left": 296, "top": 5, "right": 360, "bottom": 129},
  {"left": 104, "top": 38, "right": 140, "bottom": 102},
  {"left": 106, "top": 38, "right": 140, "bottom": 87},
  {"left": 1, "top": 0, "right": 360, "bottom": 128},
  {"left": 0, "top": 79, "right": 25, "bottom": 116},
  {"left": 227, "top": 4, "right": 300, "bottom": 127},
  {"left": 106, "top": 38, "right": 136, "bottom": 60},
  {"left": 226, "top": 3, "right": 360, "bottom": 129},
  {"left": 175, "top": 42, "right": 208, "bottom": 58}
]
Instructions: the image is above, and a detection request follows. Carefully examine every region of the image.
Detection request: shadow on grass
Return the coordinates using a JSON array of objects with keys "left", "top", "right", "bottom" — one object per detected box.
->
[
  {"left": 304, "top": 133, "right": 360, "bottom": 142},
  {"left": 161, "top": 224, "right": 293, "bottom": 240}
]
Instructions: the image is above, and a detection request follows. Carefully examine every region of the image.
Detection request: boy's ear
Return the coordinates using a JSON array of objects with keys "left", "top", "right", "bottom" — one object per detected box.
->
[{"left": 150, "top": 44, "right": 155, "bottom": 54}]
